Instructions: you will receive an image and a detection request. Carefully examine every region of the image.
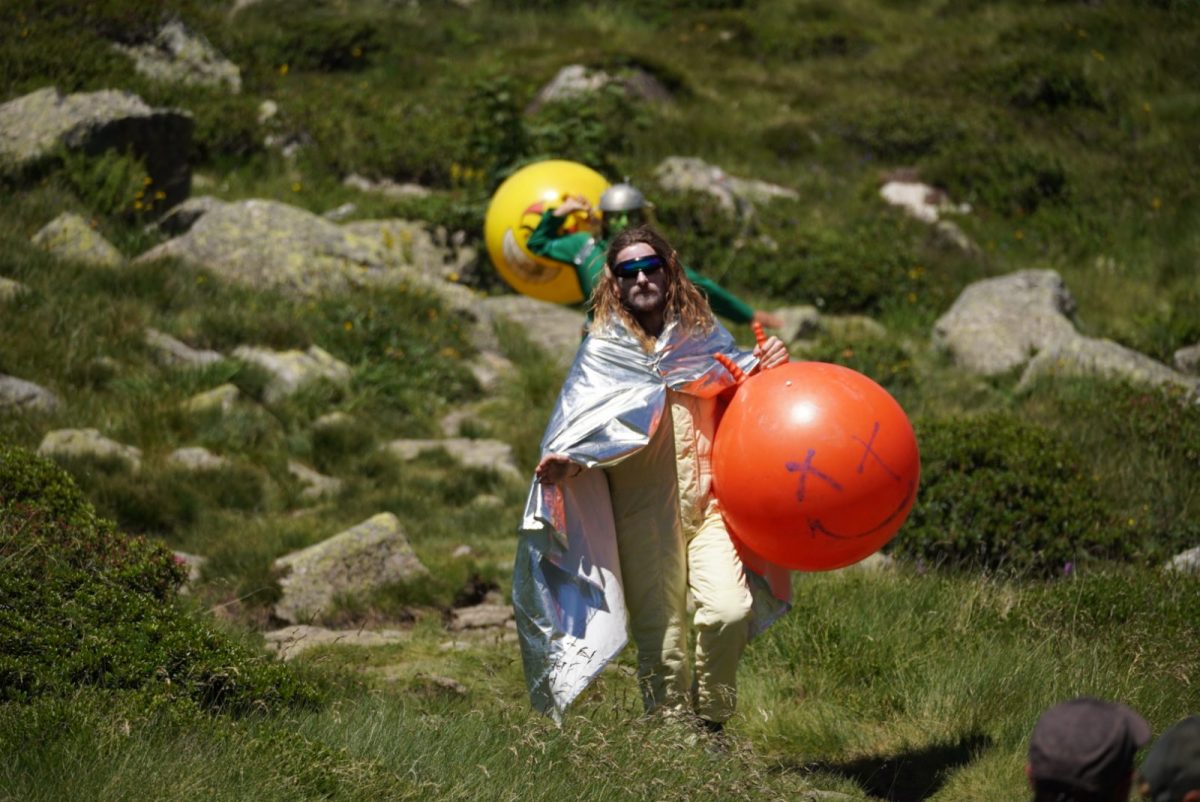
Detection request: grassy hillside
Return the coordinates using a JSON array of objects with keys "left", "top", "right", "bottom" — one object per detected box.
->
[{"left": 2, "top": 0, "right": 1198, "bottom": 799}]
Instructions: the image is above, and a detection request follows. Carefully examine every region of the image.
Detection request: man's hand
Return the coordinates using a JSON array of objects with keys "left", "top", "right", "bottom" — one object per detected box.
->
[
  {"left": 753, "top": 335, "right": 789, "bottom": 370},
  {"left": 751, "top": 310, "right": 784, "bottom": 330},
  {"left": 535, "top": 454, "right": 582, "bottom": 484},
  {"left": 554, "top": 195, "right": 592, "bottom": 218}
]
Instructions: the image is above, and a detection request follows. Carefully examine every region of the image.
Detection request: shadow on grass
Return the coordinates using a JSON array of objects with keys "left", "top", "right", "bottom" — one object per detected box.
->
[{"left": 790, "top": 731, "right": 992, "bottom": 802}]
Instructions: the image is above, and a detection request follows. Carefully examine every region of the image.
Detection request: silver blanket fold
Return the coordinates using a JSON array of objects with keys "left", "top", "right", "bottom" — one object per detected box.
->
[{"left": 514, "top": 318, "right": 788, "bottom": 719}]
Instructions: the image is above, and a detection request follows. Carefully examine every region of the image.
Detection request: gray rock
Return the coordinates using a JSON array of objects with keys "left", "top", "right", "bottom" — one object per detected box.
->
[
  {"left": 263, "top": 624, "right": 410, "bottom": 660},
  {"left": 113, "top": 20, "right": 242, "bottom": 93},
  {"left": 287, "top": 460, "right": 343, "bottom": 501},
  {"left": 1166, "top": 546, "right": 1200, "bottom": 575},
  {"left": 136, "top": 200, "right": 455, "bottom": 297},
  {"left": 526, "top": 64, "right": 672, "bottom": 114},
  {"left": 272, "top": 512, "right": 428, "bottom": 624},
  {"left": 323, "top": 202, "right": 358, "bottom": 222},
  {"left": 932, "top": 270, "right": 1078, "bottom": 376},
  {"left": 451, "top": 603, "right": 514, "bottom": 631},
  {"left": 478, "top": 294, "right": 585, "bottom": 367},
  {"left": 38, "top": 428, "right": 141, "bottom": 472},
  {"left": 31, "top": 213, "right": 123, "bottom": 267},
  {"left": 0, "top": 375, "right": 61, "bottom": 413},
  {"left": 1175, "top": 343, "right": 1200, "bottom": 375},
  {"left": 343, "top": 173, "right": 431, "bottom": 200},
  {"left": 232, "top": 344, "right": 351, "bottom": 403},
  {"left": 879, "top": 180, "right": 970, "bottom": 225},
  {"left": 468, "top": 349, "right": 515, "bottom": 392},
  {"left": 0, "top": 277, "right": 28, "bottom": 303},
  {"left": 653, "top": 156, "right": 798, "bottom": 217},
  {"left": 183, "top": 383, "right": 239, "bottom": 414},
  {"left": 775, "top": 305, "right": 823, "bottom": 343},
  {"left": 153, "top": 195, "right": 226, "bottom": 236},
  {"left": 145, "top": 327, "right": 223, "bottom": 369},
  {"left": 0, "top": 87, "right": 192, "bottom": 211},
  {"left": 1018, "top": 336, "right": 1200, "bottom": 398},
  {"left": 381, "top": 437, "right": 520, "bottom": 477},
  {"left": 167, "top": 446, "right": 228, "bottom": 471}
]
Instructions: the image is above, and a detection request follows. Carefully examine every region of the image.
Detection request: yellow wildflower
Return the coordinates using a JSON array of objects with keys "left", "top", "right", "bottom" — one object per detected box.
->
[
  {"left": 291, "top": 182, "right": 301, "bottom": 193},
  {"left": 343, "top": 321, "right": 353, "bottom": 331},
  {"left": 1152, "top": 197, "right": 1162, "bottom": 210},
  {"left": 279, "top": 64, "right": 289, "bottom": 76}
]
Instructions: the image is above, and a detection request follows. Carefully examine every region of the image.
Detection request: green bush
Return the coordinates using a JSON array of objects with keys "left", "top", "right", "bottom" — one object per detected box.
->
[
  {"left": 0, "top": 445, "right": 320, "bottom": 711},
  {"left": 923, "top": 138, "right": 1068, "bottom": 215},
  {"left": 892, "top": 412, "right": 1118, "bottom": 575},
  {"left": 823, "top": 95, "right": 965, "bottom": 162},
  {"left": 798, "top": 336, "right": 917, "bottom": 399}
]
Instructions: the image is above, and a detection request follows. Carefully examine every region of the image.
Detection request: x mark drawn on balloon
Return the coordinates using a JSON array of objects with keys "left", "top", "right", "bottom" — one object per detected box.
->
[
  {"left": 852, "top": 421, "right": 900, "bottom": 481},
  {"left": 785, "top": 449, "right": 844, "bottom": 503}
]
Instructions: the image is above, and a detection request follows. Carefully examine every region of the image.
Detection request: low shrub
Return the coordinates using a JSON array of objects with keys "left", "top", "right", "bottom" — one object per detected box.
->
[
  {"left": 922, "top": 138, "right": 1069, "bottom": 216},
  {"left": 798, "top": 336, "right": 917, "bottom": 399},
  {"left": 0, "top": 444, "right": 320, "bottom": 711},
  {"left": 892, "top": 412, "right": 1118, "bottom": 575}
]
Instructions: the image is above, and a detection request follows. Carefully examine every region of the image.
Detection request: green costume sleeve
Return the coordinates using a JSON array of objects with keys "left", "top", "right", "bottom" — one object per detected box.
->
[
  {"left": 526, "top": 210, "right": 596, "bottom": 267},
  {"left": 684, "top": 266, "right": 755, "bottom": 325}
]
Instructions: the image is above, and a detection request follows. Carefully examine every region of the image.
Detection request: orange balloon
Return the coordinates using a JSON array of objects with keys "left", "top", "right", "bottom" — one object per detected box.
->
[{"left": 712, "top": 361, "right": 920, "bottom": 571}]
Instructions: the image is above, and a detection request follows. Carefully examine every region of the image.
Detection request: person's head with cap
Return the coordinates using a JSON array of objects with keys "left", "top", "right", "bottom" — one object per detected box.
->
[
  {"left": 1027, "top": 697, "right": 1152, "bottom": 802},
  {"left": 1139, "top": 716, "right": 1200, "bottom": 802},
  {"left": 598, "top": 181, "right": 651, "bottom": 238}
]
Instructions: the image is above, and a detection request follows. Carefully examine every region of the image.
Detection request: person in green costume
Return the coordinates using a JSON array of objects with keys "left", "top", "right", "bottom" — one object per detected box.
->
[{"left": 525, "top": 182, "right": 783, "bottom": 329}]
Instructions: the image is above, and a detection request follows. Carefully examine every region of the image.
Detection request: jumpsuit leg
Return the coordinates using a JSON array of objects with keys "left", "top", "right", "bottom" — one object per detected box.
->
[
  {"left": 687, "top": 501, "right": 753, "bottom": 724},
  {"left": 606, "top": 411, "right": 690, "bottom": 716}
]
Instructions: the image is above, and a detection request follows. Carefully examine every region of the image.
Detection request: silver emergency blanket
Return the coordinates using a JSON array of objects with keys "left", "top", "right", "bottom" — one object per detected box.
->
[{"left": 514, "top": 317, "right": 789, "bottom": 719}]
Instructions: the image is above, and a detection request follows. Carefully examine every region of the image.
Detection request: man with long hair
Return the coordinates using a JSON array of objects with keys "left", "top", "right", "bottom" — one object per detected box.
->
[{"left": 514, "top": 225, "right": 791, "bottom": 736}]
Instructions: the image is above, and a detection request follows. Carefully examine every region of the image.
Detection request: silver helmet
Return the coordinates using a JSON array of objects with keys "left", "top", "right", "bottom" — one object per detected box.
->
[{"left": 598, "top": 182, "right": 648, "bottom": 213}]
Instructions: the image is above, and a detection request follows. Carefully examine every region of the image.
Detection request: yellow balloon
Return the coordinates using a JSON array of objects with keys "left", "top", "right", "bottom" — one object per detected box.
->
[{"left": 484, "top": 160, "right": 609, "bottom": 304}]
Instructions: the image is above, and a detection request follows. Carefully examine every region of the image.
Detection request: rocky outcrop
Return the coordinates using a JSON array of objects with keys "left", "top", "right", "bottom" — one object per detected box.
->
[
  {"left": 381, "top": 437, "right": 520, "bottom": 477},
  {"left": 477, "top": 294, "right": 584, "bottom": 367},
  {"left": 182, "top": 383, "right": 239, "bottom": 414},
  {"left": 0, "top": 87, "right": 192, "bottom": 211},
  {"left": 1176, "top": 343, "right": 1200, "bottom": 375},
  {"left": 1018, "top": 336, "right": 1199, "bottom": 398},
  {"left": 232, "top": 344, "right": 351, "bottom": 403},
  {"left": 167, "top": 446, "right": 229, "bottom": 470},
  {"left": 1166, "top": 546, "right": 1200, "bottom": 576},
  {"left": 0, "top": 375, "right": 61, "bottom": 413},
  {"left": 272, "top": 512, "right": 428, "bottom": 624},
  {"left": 287, "top": 460, "right": 343, "bottom": 501},
  {"left": 264, "top": 624, "right": 409, "bottom": 660},
  {"left": 153, "top": 195, "right": 226, "bottom": 236},
  {"left": 137, "top": 199, "right": 460, "bottom": 297},
  {"left": 933, "top": 270, "right": 1078, "bottom": 376},
  {"left": 37, "top": 428, "right": 142, "bottom": 472},
  {"left": 145, "top": 328, "right": 223, "bottom": 369},
  {"left": 936, "top": 270, "right": 1199, "bottom": 399},
  {"left": 343, "top": 173, "right": 431, "bottom": 200},
  {"left": 653, "top": 156, "right": 798, "bottom": 217},
  {"left": 878, "top": 179, "right": 977, "bottom": 253},
  {"left": 526, "top": 64, "right": 672, "bottom": 114},
  {"left": 0, "top": 277, "right": 29, "bottom": 303},
  {"left": 113, "top": 21, "right": 242, "bottom": 93},
  {"left": 31, "top": 213, "right": 124, "bottom": 267}
]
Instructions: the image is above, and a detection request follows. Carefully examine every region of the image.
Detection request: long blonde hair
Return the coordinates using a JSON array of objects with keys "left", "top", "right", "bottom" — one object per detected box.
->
[{"left": 590, "top": 225, "right": 714, "bottom": 350}]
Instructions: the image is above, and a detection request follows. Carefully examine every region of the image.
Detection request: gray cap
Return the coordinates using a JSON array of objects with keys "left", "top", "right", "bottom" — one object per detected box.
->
[
  {"left": 1029, "top": 697, "right": 1151, "bottom": 794},
  {"left": 598, "top": 182, "right": 648, "bottom": 212},
  {"left": 1140, "top": 716, "right": 1200, "bottom": 802}
]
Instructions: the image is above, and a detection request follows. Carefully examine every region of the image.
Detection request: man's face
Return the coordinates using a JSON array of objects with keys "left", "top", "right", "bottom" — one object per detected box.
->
[{"left": 613, "top": 243, "right": 668, "bottom": 317}]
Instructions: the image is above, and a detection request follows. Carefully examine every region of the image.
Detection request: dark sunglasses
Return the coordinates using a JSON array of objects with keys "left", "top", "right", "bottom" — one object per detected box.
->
[{"left": 612, "top": 255, "right": 666, "bottom": 278}]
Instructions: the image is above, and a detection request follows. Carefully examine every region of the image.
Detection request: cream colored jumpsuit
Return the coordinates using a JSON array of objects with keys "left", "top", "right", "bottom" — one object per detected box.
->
[{"left": 604, "top": 389, "right": 754, "bottom": 724}]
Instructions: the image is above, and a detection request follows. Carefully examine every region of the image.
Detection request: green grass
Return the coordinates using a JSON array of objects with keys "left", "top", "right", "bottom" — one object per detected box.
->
[{"left": 3, "top": 566, "right": 1197, "bottom": 801}]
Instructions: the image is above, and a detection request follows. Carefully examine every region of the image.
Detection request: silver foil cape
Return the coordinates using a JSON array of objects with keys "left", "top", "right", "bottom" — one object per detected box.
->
[{"left": 514, "top": 318, "right": 789, "bottom": 720}]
